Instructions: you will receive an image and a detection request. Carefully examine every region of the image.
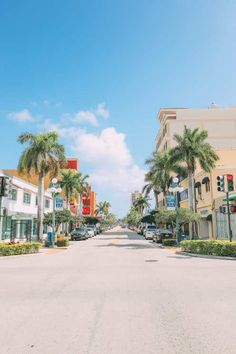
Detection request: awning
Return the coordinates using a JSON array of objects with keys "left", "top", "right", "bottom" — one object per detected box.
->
[
  {"left": 223, "top": 194, "right": 236, "bottom": 201},
  {"left": 206, "top": 214, "right": 212, "bottom": 221},
  {"left": 194, "top": 181, "right": 201, "bottom": 188},
  {"left": 202, "top": 177, "right": 210, "bottom": 184}
]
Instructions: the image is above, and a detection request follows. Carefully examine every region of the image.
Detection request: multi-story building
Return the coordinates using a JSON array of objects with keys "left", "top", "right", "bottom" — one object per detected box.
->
[
  {"left": 0, "top": 170, "right": 53, "bottom": 241},
  {"left": 66, "top": 158, "right": 96, "bottom": 217},
  {"left": 131, "top": 191, "right": 141, "bottom": 205},
  {"left": 156, "top": 106, "right": 236, "bottom": 240}
]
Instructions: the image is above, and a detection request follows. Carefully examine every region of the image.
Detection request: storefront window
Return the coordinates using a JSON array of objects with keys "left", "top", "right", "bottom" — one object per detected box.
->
[
  {"left": 23, "top": 192, "right": 31, "bottom": 204},
  {"left": 8, "top": 189, "right": 17, "bottom": 201}
]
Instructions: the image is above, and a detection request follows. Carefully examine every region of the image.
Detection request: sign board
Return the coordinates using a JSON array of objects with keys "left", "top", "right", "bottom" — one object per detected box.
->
[
  {"left": 166, "top": 195, "right": 176, "bottom": 211},
  {"left": 55, "top": 196, "right": 63, "bottom": 210}
]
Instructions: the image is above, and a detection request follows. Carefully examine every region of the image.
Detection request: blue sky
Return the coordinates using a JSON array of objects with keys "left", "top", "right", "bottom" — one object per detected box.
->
[{"left": 1, "top": 0, "right": 236, "bottom": 216}]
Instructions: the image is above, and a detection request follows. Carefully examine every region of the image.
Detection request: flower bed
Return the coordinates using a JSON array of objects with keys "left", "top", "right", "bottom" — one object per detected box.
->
[
  {"left": 0, "top": 242, "right": 41, "bottom": 256},
  {"left": 180, "top": 240, "right": 236, "bottom": 257}
]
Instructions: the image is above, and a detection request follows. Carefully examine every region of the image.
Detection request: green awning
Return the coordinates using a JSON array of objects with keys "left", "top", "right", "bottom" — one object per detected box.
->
[{"left": 223, "top": 194, "right": 236, "bottom": 201}]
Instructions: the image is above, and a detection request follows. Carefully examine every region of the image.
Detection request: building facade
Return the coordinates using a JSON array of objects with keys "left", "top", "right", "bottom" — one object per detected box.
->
[
  {"left": 0, "top": 170, "right": 53, "bottom": 241},
  {"left": 156, "top": 106, "right": 236, "bottom": 240},
  {"left": 131, "top": 191, "right": 141, "bottom": 205}
]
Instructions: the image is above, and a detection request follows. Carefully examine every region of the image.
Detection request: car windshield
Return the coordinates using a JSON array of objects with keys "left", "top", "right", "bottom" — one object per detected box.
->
[
  {"left": 147, "top": 226, "right": 156, "bottom": 230},
  {"left": 75, "top": 228, "right": 85, "bottom": 232}
]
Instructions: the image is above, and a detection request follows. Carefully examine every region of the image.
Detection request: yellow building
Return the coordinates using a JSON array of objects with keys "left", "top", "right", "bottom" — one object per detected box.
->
[{"left": 156, "top": 106, "right": 236, "bottom": 240}]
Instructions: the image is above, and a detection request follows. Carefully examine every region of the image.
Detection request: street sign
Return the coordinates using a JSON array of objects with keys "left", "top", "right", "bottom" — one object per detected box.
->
[
  {"left": 166, "top": 195, "right": 175, "bottom": 211},
  {"left": 55, "top": 196, "right": 63, "bottom": 210}
]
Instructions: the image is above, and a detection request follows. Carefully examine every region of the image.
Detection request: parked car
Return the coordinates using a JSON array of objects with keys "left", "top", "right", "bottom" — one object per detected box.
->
[
  {"left": 71, "top": 227, "right": 88, "bottom": 241},
  {"left": 144, "top": 225, "right": 158, "bottom": 240},
  {"left": 87, "top": 225, "right": 97, "bottom": 236},
  {"left": 153, "top": 229, "right": 173, "bottom": 243},
  {"left": 86, "top": 226, "right": 95, "bottom": 237}
]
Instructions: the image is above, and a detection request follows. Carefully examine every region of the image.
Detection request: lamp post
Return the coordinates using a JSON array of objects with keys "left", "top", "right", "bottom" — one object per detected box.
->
[
  {"left": 49, "top": 178, "right": 62, "bottom": 248},
  {"left": 169, "top": 177, "right": 184, "bottom": 245}
]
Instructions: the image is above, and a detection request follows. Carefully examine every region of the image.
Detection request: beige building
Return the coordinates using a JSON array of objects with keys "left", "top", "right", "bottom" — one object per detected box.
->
[
  {"left": 131, "top": 191, "right": 141, "bottom": 205},
  {"left": 156, "top": 106, "right": 236, "bottom": 240}
]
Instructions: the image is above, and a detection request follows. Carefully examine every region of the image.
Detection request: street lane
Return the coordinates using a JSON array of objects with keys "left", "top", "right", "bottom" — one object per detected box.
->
[{"left": 1, "top": 227, "right": 236, "bottom": 353}]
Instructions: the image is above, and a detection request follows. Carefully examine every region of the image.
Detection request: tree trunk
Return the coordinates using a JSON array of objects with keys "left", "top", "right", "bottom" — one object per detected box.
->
[
  {"left": 188, "top": 170, "right": 196, "bottom": 239},
  {"left": 37, "top": 172, "right": 45, "bottom": 242},
  {"left": 154, "top": 191, "right": 159, "bottom": 209}
]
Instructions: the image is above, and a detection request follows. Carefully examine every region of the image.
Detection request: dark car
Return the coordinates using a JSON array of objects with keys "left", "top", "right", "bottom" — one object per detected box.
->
[
  {"left": 71, "top": 227, "right": 88, "bottom": 241},
  {"left": 153, "top": 229, "right": 173, "bottom": 243}
]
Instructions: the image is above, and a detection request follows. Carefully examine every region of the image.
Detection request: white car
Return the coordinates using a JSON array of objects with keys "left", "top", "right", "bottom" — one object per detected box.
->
[
  {"left": 86, "top": 227, "right": 95, "bottom": 237},
  {"left": 144, "top": 225, "right": 157, "bottom": 240}
]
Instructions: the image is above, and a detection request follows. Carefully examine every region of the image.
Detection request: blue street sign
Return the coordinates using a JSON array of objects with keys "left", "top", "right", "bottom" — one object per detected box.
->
[
  {"left": 55, "top": 196, "right": 63, "bottom": 210},
  {"left": 166, "top": 195, "right": 176, "bottom": 210}
]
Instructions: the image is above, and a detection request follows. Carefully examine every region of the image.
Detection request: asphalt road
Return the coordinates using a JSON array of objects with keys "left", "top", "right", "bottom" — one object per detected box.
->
[{"left": 1, "top": 227, "right": 236, "bottom": 354}]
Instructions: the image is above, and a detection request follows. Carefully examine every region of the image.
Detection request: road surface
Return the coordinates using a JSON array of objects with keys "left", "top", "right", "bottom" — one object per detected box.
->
[{"left": 1, "top": 227, "right": 236, "bottom": 354}]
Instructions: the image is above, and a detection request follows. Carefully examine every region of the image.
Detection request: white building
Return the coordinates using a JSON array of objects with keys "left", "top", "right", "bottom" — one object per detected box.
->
[{"left": 0, "top": 170, "right": 53, "bottom": 242}]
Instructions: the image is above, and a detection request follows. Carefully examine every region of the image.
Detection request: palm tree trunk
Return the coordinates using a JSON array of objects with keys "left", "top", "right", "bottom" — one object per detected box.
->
[
  {"left": 37, "top": 172, "right": 45, "bottom": 242},
  {"left": 154, "top": 191, "right": 159, "bottom": 209},
  {"left": 188, "top": 170, "right": 196, "bottom": 239}
]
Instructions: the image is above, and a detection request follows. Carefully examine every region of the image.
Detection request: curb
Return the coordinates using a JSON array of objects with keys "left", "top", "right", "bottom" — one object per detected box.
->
[{"left": 177, "top": 251, "right": 236, "bottom": 261}]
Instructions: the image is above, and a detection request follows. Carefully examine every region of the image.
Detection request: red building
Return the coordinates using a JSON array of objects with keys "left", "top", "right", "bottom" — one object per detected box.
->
[{"left": 66, "top": 158, "right": 96, "bottom": 217}]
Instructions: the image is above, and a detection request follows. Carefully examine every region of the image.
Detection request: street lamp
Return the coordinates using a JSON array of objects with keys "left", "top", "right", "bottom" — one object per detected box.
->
[
  {"left": 169, "top": 177, "right": 184, "bottom": 245},
  {"left": 49, "top": 178, "right": 62, "bottom": 248}
]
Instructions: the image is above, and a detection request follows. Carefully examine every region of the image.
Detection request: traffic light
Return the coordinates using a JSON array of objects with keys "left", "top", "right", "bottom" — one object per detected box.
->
[
  {"left": 217, "top": 175, "right": 225, "bottom": 192},
  {"left": 230, "top": 205, "right": 236, "bottom": 214},
  {"left": 0, "top": 177, "right": 11, "bottom": 197},
  {"left": 219, "top": 205, "right": 227, "bottom": 213},
  {"left": 226, "top": 174, "right": 234, "bottom": 192}
]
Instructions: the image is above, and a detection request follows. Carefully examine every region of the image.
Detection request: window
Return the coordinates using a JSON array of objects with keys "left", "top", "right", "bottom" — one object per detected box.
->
[
  {"left": 23, "top": 192, "right": 31, "bottom": 204},
  {"left": 205, "top": 181, "right": 210, "bottom": 193},
  {"left": 197, "top": 185, "right": 202, "bottom": 199},
  {"left": 180, "top": 189, "right": 188, "bottom": 201},
  {"left": 45, "top": 199, "right": 50, "bottom": 208},
  {"left": 35, "top": 196, "right": 38, "bottom": 206},
  {"left": 8, "top": 189, "right": 17, "bottom": 201}
]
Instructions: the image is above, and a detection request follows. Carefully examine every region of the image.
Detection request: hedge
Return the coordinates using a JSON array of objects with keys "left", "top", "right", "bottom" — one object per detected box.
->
[
  {"left": 162, "top": 238, "right": 177, "bottom": 246},
  {"left": 180, "top": 240, "right": 236, "bottom": 257},
  {"left": 0, "top": 242, "right": 41, "bottom": 256}
]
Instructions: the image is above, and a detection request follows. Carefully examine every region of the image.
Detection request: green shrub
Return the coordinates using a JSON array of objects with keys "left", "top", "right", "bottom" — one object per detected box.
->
[
  {"left": 0, "top": 242, "right": 41, "bottom": 256},
  {"left": 162, "top": 238, "right": 177, "bottom": 246},
  {"left": 56, "top": 236, "right": 69, "bottom": 247},
  {"left": 180, "top": 240, "right": 236, "bottom": 257}
]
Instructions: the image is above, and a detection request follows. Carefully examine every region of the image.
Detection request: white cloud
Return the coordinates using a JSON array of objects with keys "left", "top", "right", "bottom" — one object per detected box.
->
[
  {"left": 41, "top": 121, "right": 145, "bottom": 216},
  {"left": 95, "top": 103, "right": 110, "bottom": 119},
  {"left": 8, "top": 109, "right": 34, "bottom": 123},
  {"left": 67, "top": 111, "right": 99, "bottom": 126},
  {"left": 62, "top": 102, "right": 110, "bottom": 127}
]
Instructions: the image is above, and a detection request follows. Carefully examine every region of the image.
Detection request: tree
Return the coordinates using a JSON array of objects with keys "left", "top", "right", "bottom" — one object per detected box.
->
[
  {"left": 126, "top": 207, "right": 141, "bottom": 226},
  {"left": 18, "top": 131, "right": 66, "bottom": 241},
  {"left": 60, "top": 169, "right": 89, "bottom": 209},
  {"left": 144, "top": 150, "right": 187, "bottom": 206},
  {"left": 95, "top": 201, "right": 111, "bottom": 217},
  {"left": 171, "top": 126, "right": 218, "bottom": 237},
  {"left": 43, "top": 209, "right": 73, "bottom": 231},
  {"left": 133, "top": 195, "right": 150, "bottom": 216},
  {"left": 155, "top": 207, "right": 201, "bottom": 236}
]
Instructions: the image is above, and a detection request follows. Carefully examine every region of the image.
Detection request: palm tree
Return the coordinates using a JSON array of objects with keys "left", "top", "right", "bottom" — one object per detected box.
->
[
  {"left": 172, "top": 126, "right": 219, "bottom": 210},
  {"left": 60, "top": 169, "right": 89, "bottom": 209},
  {"left": 172, "top": 126, "right": 219, "bottom": 237},
  {"left": 145, "top": 150, "right": 187, "bottom": 206},
  {"left": 18, "top": 131, "right": 66, "bottom": 241},
  {"left": 142, "top": 170, "right": 161, "bottom": 209},
  {"left": 95, "top": 201, "right": 111, "bottom": 217},
  {"left": 133, "top": 195, "right": 150, "bottom": 216}
]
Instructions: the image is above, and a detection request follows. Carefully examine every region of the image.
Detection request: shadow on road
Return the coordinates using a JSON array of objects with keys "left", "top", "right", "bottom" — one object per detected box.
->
[{"left": 96, "top": 243, "right": 155, "bottom": 250}]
